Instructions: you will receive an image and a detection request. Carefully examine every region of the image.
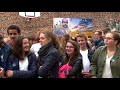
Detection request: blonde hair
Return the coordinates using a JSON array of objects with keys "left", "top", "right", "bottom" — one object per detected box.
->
[{"left": 40, "top": 28, "right": 60, "bottom": 51}]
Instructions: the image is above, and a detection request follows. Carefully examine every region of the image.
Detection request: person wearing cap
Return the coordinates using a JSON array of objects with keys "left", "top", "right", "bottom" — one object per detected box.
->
[
  {"left": 55, "top": 18, "right": 70, "bottom": 36},
  {"left": 0, "top": 32, "right": 12, "bottom": 78}
]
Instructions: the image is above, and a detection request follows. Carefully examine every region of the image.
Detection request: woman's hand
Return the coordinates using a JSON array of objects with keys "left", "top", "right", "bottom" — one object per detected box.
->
[
  {"left": 82, "top": 71, "right": 95, "bottom": 78},
  {"left": 6, "top": 70, "right": 13, "bottom": 78}
]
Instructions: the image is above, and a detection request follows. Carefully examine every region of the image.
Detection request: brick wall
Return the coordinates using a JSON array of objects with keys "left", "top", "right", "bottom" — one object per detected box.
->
[{"left": 0, "top": 12, "right": 119, "bottom": 37}]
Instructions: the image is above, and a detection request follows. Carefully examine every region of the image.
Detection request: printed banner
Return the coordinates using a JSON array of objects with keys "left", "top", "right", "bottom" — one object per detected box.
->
[{"left": 53, "top": 18, "right": 93, "bottom": 39}]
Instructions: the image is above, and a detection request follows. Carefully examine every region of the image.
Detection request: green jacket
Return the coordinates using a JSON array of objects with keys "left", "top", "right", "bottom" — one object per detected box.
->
[{"left": 90, "top": 46, "right": 120, "bottom": 78}]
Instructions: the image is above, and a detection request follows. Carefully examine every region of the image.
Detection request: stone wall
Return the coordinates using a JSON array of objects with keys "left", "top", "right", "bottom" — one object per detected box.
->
[{"left": 0, "top": 12, "right": 120, "bottom": 37}]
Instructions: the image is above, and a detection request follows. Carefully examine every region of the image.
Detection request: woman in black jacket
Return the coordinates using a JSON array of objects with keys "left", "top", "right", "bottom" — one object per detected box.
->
[
  {"left": 60, "top": 40, "right": 83, "bottom": 78},
  {"left": 37, "top": 29, "right": 61, "bottom": 78}
]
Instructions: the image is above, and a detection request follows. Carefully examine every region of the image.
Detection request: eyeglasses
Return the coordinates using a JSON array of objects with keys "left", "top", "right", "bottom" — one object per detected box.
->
[
  {"left": 104, "top": 37, "right": 114, "bottom": 40},
  {"left": 66, "top": 46, "right": 74, "bottom": 48}
]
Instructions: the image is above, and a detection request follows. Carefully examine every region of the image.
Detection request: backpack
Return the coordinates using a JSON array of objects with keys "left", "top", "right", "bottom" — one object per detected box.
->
[{"left": 58, "top": 64, "right": 72, "bottom": 78}]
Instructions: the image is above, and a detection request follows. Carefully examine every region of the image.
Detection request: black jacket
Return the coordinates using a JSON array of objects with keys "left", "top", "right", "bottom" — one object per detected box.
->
[
  {"left": 68, "top": 56, "right": 83, "bottom": 78},
  {"left": 37, "top": 42, "right": 60, "bottom": 78}
]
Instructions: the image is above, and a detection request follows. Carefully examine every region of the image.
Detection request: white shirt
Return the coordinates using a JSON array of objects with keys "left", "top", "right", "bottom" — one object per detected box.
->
[
  {"left": 30, "top": 43, "right": 41, "bottom": 57},
  {"left": 102, "top": 55, "right": 113, "bottom": 78},
  {"left": 19, "top": 57, "right": 28, "bottom": 71},
  {"left": 80, "top": 49, "right": 90, "bottom": 72}
]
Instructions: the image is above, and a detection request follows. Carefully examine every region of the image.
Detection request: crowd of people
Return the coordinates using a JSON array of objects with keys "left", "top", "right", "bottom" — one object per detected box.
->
[{"left": 0, "top": 24, "right": 120, "bottom": 78}]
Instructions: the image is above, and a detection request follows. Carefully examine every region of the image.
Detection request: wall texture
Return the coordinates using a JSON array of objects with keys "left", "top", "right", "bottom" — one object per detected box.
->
[{"left": 0, "top": 12, "right": 119, "bottom": 37}]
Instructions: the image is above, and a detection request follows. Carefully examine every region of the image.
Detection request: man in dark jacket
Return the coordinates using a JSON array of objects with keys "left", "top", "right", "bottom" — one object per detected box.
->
[{"left": 0, "top": 33, "right": 12, "bottom": 78}]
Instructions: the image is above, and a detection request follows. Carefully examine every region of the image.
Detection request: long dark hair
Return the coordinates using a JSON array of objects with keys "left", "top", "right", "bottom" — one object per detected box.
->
[
  {"left": 12, "top": 35, "right": 31, "bottom": 60},
  {"left": 64, "top": 39, "right": 81, "bottom": 66}
]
